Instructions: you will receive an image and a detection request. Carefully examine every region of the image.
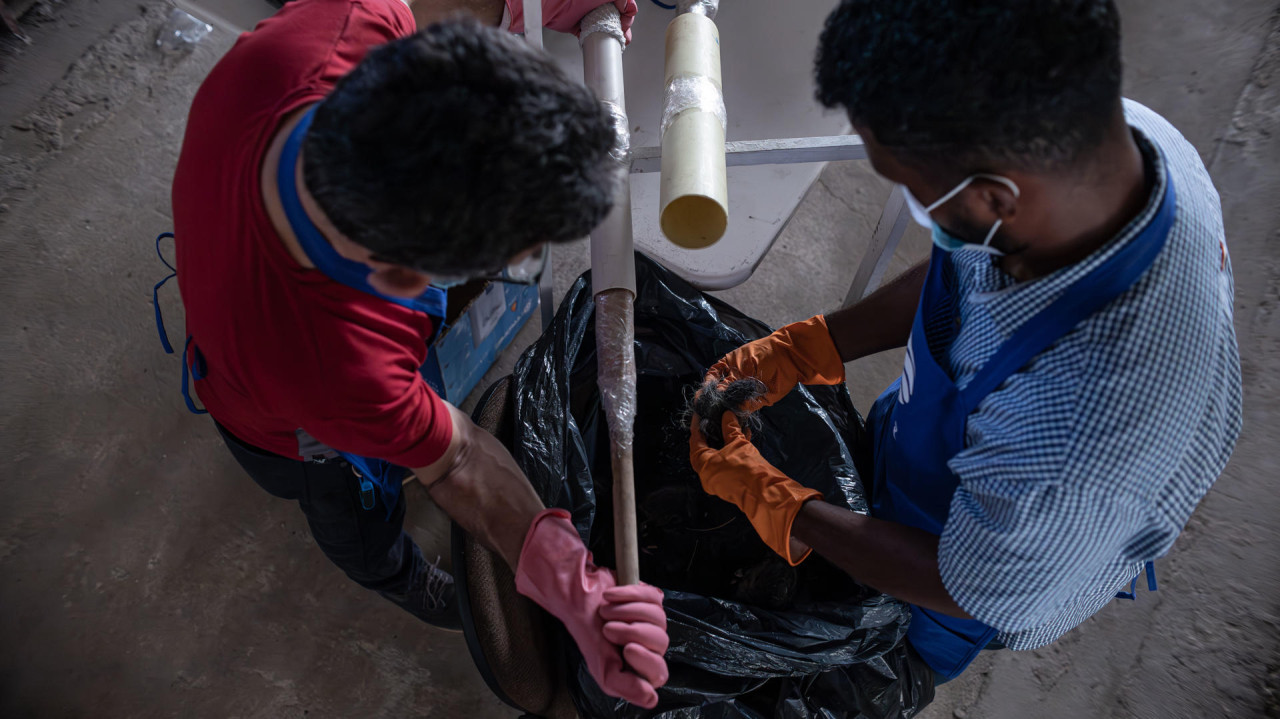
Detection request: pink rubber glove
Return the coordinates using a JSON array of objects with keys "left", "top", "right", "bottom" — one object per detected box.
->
[
  {"left": 505, "top": 0, "right": 639, "bottom": 43},
  {"left": 515, "top": 509, "right": 669, "bottom": 708}
]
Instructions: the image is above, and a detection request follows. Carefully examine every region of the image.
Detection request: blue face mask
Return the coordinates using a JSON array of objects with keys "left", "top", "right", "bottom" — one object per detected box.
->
[{"left": 902, "top": 174, "right": 1020, "bottom": 256}]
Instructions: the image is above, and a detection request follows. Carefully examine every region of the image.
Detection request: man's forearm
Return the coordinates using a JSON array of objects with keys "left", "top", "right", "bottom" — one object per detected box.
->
[
  {"left": 826, "top": 260, "right": 928, "bottom": 363},
  {"left": 792, "top": 499, "right": 970, "bottom": 618},
  {"left": 415, "top": 404, "right": 544, "bottom": 570}
]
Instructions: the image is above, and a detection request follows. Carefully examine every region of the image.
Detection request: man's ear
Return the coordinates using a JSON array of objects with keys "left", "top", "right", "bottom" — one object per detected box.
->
[
  {"left": 368, "top": 266, "right": 432, "bottom": 298},
  {"left": 971, "top": 176, "right": 1021, "bottom": 224}
]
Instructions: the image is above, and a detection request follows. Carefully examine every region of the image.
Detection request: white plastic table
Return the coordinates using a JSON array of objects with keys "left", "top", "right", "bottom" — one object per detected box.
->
[
  {"left": 539, "top": 0, "right": 906, "bottom": 299},
  {"left": 173, "top": 0, "right": 908, "bottom": 307}
]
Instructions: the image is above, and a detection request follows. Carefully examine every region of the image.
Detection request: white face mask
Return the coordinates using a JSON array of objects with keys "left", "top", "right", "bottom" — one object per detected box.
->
[{"left": 902, "top": 174, "right": 1021, "bottom": 256}]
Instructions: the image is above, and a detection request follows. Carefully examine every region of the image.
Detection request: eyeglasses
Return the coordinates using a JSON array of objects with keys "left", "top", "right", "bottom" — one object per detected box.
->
[
  {"left": 375, "top": 244, "right": 549, "bottom": 287},
  {"left": 481, "top": 244, "right": 548, "bottom": 286}
]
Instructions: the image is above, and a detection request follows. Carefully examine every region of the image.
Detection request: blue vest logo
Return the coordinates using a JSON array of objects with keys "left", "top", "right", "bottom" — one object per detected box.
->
[{"left": 899, "top": 335, "right": 916, "bottom": 404}]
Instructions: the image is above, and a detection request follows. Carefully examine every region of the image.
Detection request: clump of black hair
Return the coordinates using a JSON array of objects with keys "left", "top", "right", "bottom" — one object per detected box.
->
[
  {"left": 303, "top": 19, "right": 618, "bottom": 275},
  {"left": 814, "top": 0, "right": 1124, "bottom": 173},
  {"left": 690, "top": 377, "right": 768, "bottom": 449}
]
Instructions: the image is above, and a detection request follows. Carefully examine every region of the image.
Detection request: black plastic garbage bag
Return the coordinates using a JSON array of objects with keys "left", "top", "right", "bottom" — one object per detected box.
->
[{"left": 507, "top": 255, "right": 932, "bottom": 718}]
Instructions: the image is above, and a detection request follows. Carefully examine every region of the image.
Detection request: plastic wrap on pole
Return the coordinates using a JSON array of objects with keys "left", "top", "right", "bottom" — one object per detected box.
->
[
  {"left": 593, "top": 290, "right": 637, "bottom": 451},
  {"left": 659, "top": 74, "right": 727, "bottom": 139},
  {"left": 601, "top": 101, "right": 630, "bottom": 164},
  {"left": 596, "top": 286, "right": 640, "bottom": 586},
  {"left": 676, "top": 0, "right": 719, "bottom": 18}
]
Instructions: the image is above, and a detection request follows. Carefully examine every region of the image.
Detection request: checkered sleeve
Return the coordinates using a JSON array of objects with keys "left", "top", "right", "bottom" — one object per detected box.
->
[
  {"left": 940, "top": 478, "right": 1149, "bottom": 634},
  {"left": 938, "top": 280, "right": 1222, "bottom": 632}
]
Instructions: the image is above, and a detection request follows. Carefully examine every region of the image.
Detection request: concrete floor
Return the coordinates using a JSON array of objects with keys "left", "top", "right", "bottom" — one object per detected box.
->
[{"left": 1, "top": 1, "right": 1277, "bottom": 717}]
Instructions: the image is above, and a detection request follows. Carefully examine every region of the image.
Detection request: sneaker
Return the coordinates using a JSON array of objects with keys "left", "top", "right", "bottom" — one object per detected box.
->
[
  {"left": 404, "top": 554, "right": 462, "bottom": 632},
  {"left": 377, "top": 546, "right": 462, "bottom": 631}
]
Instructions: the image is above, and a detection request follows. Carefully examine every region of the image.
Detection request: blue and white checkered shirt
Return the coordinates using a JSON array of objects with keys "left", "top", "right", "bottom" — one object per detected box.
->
[{"left": 932, "top": 100, "right": 1243, "bottom": 650}]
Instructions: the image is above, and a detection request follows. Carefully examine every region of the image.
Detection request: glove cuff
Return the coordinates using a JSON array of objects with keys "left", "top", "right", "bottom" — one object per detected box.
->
[
  {"left": 742, "top": 485, "right": 822, "bottom": 567},
  {"left": 514, "top": 508, "right": 582, "bottom": 605},
  {"left": 781, "top": 315, "right": 846, "bottom": 386},
  {"left": 780, "top": 493, "right": 820, "bottom": 566}
]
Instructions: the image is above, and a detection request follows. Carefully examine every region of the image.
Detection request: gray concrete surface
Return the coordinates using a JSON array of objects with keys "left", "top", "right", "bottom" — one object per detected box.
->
[{"left": 1, "top": 1, "right": 1277, "bottom": 717}]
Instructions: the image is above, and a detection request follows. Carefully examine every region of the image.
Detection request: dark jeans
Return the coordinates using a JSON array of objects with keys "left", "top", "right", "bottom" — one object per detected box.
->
[{"left": 215, "top": 422, "right": 445, "bottom": 624}]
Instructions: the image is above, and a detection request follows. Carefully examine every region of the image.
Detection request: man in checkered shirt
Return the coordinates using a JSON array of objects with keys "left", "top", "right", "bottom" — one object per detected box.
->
[{"left": 688, "top": 0, "right": 1242, "bottom": 692}]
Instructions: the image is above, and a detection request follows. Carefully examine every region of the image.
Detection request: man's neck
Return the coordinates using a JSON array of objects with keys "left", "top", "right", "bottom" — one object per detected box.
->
[
  {"left": 406, "top": 0, "right": 504, "bottom": 28},
  {"left": 999, "top": 117, "right": 1151, "bottom": 282}
]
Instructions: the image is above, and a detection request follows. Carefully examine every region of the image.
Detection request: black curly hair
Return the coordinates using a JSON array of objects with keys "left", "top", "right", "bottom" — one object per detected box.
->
[
  {"left": 815, "top": 0, "right": 1124, "bottom": 173},
  {"left": 303, "top": 19, "right": 618, "bottom": 275}
]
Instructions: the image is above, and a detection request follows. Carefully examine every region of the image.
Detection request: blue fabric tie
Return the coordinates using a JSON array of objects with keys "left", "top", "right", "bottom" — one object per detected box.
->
[{"left": 277, "top": 106, "right": 447, "bottom": 320}]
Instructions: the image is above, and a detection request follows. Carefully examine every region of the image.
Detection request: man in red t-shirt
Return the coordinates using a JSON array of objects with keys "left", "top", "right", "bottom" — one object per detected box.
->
[{"left": 170, "top": 0, "right": 666, "bottom": 707}]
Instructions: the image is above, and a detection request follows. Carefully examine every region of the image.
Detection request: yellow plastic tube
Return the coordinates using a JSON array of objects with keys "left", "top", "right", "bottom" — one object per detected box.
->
[{"left": 660, "top": 12, "right": 728, "bottom": 249}]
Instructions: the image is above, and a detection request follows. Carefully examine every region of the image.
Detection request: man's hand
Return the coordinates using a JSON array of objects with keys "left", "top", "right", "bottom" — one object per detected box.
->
[
  {"left": 689, "top": 413, "right": 822, "bottom": 565},
  {"left": 516, "top": 509, "right": 669, "bottom": 708},
  {"left": 701, "top": 315, "right": 845, "bottom": 414},
  {"left": 505, "top": 0, "right": 639, "bottom": 42}
]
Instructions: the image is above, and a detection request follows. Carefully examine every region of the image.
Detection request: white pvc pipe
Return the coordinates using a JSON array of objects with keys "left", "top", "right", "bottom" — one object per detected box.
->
[
  {"left": 581, "top": 5, "right": 636, "bottom": 296},
  {"left": 521, "top": 0, "right": 554, "bottom": 327},
  {"left": 581, "top": 5, "right": 639, "bottom": 586},
  {"left": 521, "top": 0, "right": 543, "bottom": 48}
]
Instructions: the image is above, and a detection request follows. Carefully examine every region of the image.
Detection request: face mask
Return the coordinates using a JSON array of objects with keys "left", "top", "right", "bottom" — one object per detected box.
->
[{"left": 902, "top": 174, "right": 1020, "bottom": 256}]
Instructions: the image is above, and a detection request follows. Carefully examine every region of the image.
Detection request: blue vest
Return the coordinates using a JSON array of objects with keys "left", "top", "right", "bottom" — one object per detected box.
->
[{"left": 864, "top": 172, "right": 1174, "bottom": 681}]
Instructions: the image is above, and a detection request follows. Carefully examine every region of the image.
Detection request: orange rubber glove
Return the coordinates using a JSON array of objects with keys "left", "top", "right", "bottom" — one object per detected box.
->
[
  {"left": 706, "top": 315, "right": 845, "bottom": 412},
  {"left": 689, "top": 413, "right": 822, "bottom": 566}
]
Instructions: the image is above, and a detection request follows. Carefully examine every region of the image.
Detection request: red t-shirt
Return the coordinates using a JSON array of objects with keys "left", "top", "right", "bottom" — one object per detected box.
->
[{"left": 171, "top": 0, "right": 452, "bottom": 467}]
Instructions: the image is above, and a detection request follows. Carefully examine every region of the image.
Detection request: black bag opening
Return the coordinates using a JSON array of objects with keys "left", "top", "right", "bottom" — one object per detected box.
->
[{"left": 470, "top": 254, "right": 932, "bottom": 718}]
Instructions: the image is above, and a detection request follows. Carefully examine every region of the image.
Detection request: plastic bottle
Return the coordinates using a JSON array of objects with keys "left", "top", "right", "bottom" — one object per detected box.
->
[{"left": 156, "top": 8, "right": 212, "bottom": 52}]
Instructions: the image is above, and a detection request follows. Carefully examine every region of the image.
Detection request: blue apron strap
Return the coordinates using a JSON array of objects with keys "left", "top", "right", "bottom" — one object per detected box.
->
[
  {"left": 1115, "top": 561, "right": 1158, "bottom": 600},
  {"left": 344, "top": 457, "right": 379, "bottom": 511},
  {"left": 907, "top": 606, "right": 1000, "bottom": 683},
  {"left": 154, "top": 233, "right": 178, "bottom": 354},
  {"left": 154, "top": 273, "right": 177, "bottom": 354},
  {"left": 155, "top": 231, "right": 207, "bottom": 415},
  {"left": 338, "top": 451, "right": 405, "bottom": 521},
  {"left": 181, "top": 336, "right": 209, "bottom": 415},
  {"left": 959, "top": 173, "right": 1176, "bottom": 411},
  {"left": 1114, "top": 574, "right": 1140, "bottom": 601}
]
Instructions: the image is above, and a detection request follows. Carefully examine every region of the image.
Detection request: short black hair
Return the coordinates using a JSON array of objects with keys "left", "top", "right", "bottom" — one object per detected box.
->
[
  {"left": 303, "top": 19, "right": 618, "bottom": 275},
  {"left": 815, "top": 0, "right": 1123, "bottom": 172}
]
